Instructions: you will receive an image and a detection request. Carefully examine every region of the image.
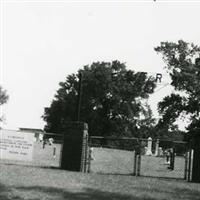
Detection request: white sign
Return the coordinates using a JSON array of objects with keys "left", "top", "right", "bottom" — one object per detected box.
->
[{"left": 0, "top": 129, "right": 34, "bottom": 161}]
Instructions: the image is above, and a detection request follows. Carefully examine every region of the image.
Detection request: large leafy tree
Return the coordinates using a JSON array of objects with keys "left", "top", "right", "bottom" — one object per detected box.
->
[
  {"left": 137, "top": 102, "right": 157, "bottom": 138},
  {"left": 43, "top": 61, "right": 156, "bottom": 137},
  {"left": 155, "top": 40, "right": 200, "bottom": 136},
  {"left": 0, "top": 86, "right": 9, "bottom": 126}
]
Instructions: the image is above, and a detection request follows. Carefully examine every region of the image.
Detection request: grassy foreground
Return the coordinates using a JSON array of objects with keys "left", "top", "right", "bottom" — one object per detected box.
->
[{"left": 0, "top": 163, "right": 200, "bottom": 200}]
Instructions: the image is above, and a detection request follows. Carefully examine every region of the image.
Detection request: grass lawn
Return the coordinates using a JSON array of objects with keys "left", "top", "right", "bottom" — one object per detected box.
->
[
  {"left": 0, "top": 143, "right": 199, "bottom": 200},
  {"left": 0, "top": 163, "right": 200, "bottom": 200}
]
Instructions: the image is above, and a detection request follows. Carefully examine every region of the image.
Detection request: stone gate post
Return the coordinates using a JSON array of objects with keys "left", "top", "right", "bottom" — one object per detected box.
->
[
  {"left": 60, "top": 122, "right": 88, "bottom": 172},
  {"left": 191, "top": 134, "right": 200, "bottom": 183}
]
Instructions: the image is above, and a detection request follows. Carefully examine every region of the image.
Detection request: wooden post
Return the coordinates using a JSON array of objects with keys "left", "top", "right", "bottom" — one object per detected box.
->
[
  {"left": 77, "top": 72, "right": 83, "bottom": 121},
  {"left": 155, "top": 139, "right": 159, "bottom": 156},
  {"left": 188, "top": 148, "right": 192, "bottom": 182},
  {"left": 53, "top": 146, "right": 56, "bottom": 158},
  {"left": 184, "top": 151, "right": 188, "bottom": 180},
  {"left": 136, "top": 140, "right": 141, "bottom": 176},
  {"left": 133, "top": 150, "right": 137, "bottom": 176},
  {"left": 169, "top": 147, "right": 175, "bottom": 170},
  {"left": 137, "top": 154, "right": 141, "bottom": 176}
]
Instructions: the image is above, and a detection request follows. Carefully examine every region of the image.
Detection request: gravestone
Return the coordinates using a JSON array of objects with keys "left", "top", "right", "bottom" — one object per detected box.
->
[
  {"left": 158, "top": 147, "right": 163, "bottom": 156},
  {"left": 146, "top": 137, "right": 152, "bottom": 156}
]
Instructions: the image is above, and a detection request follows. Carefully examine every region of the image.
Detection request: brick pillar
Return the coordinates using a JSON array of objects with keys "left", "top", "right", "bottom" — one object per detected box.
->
[
  {"left": 60, "top": 122, "right": 88, "bottom": 172},
  {"left": 191, "top": 134, "right": 200, "bottom": 183}
]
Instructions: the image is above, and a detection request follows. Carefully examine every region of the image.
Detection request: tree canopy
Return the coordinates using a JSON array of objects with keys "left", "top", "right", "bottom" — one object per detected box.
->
[
  {"left": 0, "top": 86, "right": 8, "bottom": 106},
  {"left": 155, "top": 40, "right": 200, "bottom": 136},
  {"left": 43, "top": 61, "right": 156, "bottom": 137},
  {"left": 0, "top": 86, "right": 9, "bottom": 124}
]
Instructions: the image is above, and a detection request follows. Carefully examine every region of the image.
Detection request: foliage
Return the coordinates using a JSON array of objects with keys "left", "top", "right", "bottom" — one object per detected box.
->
[
  {"left": 43, "top": 61, "right": 156, "bottom": 137},
  {"left": 0, "top": 86, "right": 9, "bottom": 106},
  {"left": 136, "top": 102, "right": 157, "bottom": 138},
  {"left": 155, "top": 40, "right": 200, "bottom": 136},
  {"left": 0, "top": 86, "right": 9, "bottom": 124}
]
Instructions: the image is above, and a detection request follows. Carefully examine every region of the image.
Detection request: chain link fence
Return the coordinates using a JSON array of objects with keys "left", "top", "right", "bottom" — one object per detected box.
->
[
  {"left": 87, "top": 136, "right": 189, "bottom": 180},
  {"left": 1, "top": 129, "right": 190, "bottom": 180},
  {"left": 139, "top": 139, "right": 188, "bottom": 179},
  {"left": 88, "top": 136, "right": 140, "bottom": 175}
]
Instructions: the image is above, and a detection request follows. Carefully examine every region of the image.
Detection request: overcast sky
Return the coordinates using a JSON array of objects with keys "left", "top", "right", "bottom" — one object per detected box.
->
[{"left": 1, "top": 0, "right": 200, "bottom": 130}]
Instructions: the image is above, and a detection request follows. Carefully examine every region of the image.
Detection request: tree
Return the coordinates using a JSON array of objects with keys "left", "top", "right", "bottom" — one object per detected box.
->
[
  {"left": 155, "top": 40, "right": 200, "bottom": 136},
  {"left": 43, "top": 61, "right": 156, "bottom": 137},
  {"left": 0, "top": 86, "right": 9, "bottom": 125},
  {"left": 136, "top": 102, "right": 157, "bottom": 138}
]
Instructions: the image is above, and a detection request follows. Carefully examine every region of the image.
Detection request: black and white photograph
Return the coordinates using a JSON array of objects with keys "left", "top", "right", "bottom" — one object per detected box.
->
[{"left": 0, "top": 0, "right": 200, "bottom": 199}]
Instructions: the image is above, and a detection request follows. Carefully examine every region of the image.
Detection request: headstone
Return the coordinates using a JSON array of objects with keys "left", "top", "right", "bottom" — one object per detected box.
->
[
  {"left": 89, "top": 147, "right": 94, "bottom": 160},
  {"left": 155, "top": 139, "right": 159, "bottom": 156},
  {"left": 158, "top": 147, "right": 163, "bottom": 156},
  {"left": 39, "top": 133, "right": 43, "bottom": 142},
  {"left": 49, "top": 138, "right": 54, "bottom": 145},
  {"left": 146, "top": 137, "right": 152, "bottom": 156},
  {"left": 165, "top": 149, "right": 171, "bottom": 164},
  {"left": 144, "top": 146, "right": 148, "bottom": 155}
]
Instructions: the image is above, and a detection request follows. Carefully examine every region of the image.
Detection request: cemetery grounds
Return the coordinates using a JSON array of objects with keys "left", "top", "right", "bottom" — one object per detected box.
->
[{"left": 0, "top": 142, "right": 200, "bottom": 200}]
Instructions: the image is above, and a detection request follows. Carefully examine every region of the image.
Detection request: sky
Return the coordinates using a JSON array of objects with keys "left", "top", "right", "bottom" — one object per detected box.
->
[{"left": 0, "top": 0, "right": 200, "bottom": 130}]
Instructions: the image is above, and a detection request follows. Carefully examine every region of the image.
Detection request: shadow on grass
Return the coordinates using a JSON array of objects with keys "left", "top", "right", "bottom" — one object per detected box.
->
[
  {"left": 0, "top": 183, "right": 159, "bottom": 200},
  {"left": 0, "top": 162, "right": 61, "bottom": 170},
  {"left": 95, "top": 172, "right": 134, "bottom": 176},
  {"left": 139, "top": 174, "right": 185, "bottom": 181},
  {"left": 0, "top": 183, "right": 22, "bottom": 200},
  {"left": 95, "top": 172, "right": 185, "bottom": 182},
  {"left": 133, "top": 185, "right": 200, "bottom": 200},
  {"left": 1, "top": 182, "right": 200, "bottom": 200}
]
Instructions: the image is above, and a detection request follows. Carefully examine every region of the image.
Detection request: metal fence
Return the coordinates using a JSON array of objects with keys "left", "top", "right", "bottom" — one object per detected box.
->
[
  {"left": 87, "top": 136, "right": 140, "bottom": 175},
  {"left": 139, "top": 139, "right": 188, "bottom": 179},
  {"left": 1, "top": 129, "right": 191, "bottom": 180},
  {"left": 87, "top": 136, "right": 189, "bottom": 180}
]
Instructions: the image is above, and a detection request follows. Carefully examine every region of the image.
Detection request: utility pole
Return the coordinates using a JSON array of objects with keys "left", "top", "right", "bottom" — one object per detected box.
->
[{"left": 77, "top": 72, "right": 83, "bottom": 121}]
